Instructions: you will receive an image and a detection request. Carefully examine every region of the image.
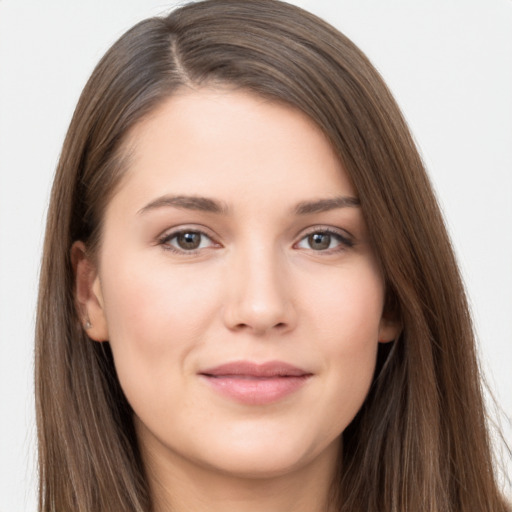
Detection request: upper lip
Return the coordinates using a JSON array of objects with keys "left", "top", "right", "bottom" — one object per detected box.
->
[{"left": 199, "top": 360, "right": 312, "bottom": 378}]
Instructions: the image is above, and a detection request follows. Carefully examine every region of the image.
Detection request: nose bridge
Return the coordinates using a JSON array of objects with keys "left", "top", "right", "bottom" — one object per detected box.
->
[{"left": 223, "top": 236, "right": 294, "bottom": 335}]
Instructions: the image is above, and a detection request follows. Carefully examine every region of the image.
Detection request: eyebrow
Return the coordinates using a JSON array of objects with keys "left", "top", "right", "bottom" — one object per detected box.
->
[
  {"left": 293, "top": 196, "right": 360, "bottom": 215},
  {"left": 138, "top": 195, "right": 230, "bottom": 215},
  {"left": 137, "top": 194, "right": 360, "bottom": 216}
]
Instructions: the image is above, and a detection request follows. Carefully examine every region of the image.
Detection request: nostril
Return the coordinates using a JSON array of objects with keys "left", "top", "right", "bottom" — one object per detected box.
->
[
  {"left": 223, "top": 291, "right": 296, "bottom": 334},
  {"left": 232, "top": 321, "right": 288, "bottom": 334}
]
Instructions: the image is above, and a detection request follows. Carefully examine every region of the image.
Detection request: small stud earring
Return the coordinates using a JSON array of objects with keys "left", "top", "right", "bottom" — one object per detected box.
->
[{"left": 84, "top": 320, "right": 92, "bottom": 330}]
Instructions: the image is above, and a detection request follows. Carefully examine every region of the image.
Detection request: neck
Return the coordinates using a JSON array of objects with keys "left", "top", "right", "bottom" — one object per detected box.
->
[{"left": 143, "top": 438, "right": 340, "bottom": 512}]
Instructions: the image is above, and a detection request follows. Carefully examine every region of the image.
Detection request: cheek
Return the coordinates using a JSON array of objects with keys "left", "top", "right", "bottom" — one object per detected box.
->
[
  {"left": 98, "top": 254, "right": 220, "bottom": 400},
  {"left": 306, "top": 260, "right": 385, "bottom": 344},
  {"left": 102, "top": 251, "right": 220, "bottom": 336},
  {"left": 303, "top": 262, "right": 384, "bottom": 431}
]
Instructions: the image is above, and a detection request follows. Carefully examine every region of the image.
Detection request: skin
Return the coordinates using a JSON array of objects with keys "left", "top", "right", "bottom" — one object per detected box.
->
[{"left": 73, "top": 88, "right": 399, "bottom": 512}]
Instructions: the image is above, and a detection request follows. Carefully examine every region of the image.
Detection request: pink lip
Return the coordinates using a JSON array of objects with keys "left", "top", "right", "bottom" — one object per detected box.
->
[{"left": 199, "top": 361, "right": 313, "bottom": 405}]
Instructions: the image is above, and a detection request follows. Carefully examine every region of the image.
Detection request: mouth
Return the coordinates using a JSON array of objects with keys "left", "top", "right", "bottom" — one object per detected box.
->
[{"left": 199, "top": 361, "right": 313, "bottom": 405}]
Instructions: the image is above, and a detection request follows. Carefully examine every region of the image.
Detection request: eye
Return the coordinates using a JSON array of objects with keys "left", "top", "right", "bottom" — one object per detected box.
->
[
  {"left": 295, "top": 229, "right": 353, "bottom": 252},
  {"left": 159, "top": 229, "right": 217, "bottom": 254}
]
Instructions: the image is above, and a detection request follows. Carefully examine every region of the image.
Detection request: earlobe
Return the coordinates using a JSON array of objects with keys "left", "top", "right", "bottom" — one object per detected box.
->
[
  {"left": 71, "top": 241, "right": 109, "bottom": 342},
  {"left": 378, "top": 290, "right": 402, "bottom": 343},
  {"left": 378, "top": 317, "right": 401, "bottom": 343}
]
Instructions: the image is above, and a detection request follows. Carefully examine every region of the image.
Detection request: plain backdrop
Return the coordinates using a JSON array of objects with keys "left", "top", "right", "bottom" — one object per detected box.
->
[{"left": 1, "top": 1, "right": 511, "bottom": 510}]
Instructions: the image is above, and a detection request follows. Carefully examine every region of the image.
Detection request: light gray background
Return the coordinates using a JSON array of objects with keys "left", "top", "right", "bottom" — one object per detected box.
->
[{"left": 1, "top": 1, "right": 511, "bottom": 510}]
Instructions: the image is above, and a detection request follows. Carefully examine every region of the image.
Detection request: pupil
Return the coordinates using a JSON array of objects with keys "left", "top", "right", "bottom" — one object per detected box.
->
[
  {"left": 178, "top": 232, "right": 201, "bottom": 250},
  {"left": 309, "top": 233, "right": 330, "bottom": 250}
]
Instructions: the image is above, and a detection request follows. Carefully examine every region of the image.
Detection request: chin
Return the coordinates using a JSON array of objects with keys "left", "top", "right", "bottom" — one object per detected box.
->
[{"left": 191, "top": 431, "right": 340, "bottom": 480}]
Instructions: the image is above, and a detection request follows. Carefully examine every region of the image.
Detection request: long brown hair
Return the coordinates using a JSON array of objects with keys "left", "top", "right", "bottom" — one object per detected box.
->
[{"left": 35, "top": 1, "right": 509, "bottom": 510}]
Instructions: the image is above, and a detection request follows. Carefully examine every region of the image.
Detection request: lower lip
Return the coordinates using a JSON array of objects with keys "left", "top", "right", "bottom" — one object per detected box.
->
[{"left": 200, "top": 375, "right": 311, "bottom": 405}]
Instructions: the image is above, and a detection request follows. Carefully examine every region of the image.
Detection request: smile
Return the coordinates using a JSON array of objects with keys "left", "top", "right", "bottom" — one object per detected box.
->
[{"left": 199, "top": 361, "right": 313, "bottom": 405}]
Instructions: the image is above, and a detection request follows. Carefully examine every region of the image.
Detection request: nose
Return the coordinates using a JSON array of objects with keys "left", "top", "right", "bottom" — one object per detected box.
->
[{"left": 222, "top": 244, "right": 297, "bottom": 336}]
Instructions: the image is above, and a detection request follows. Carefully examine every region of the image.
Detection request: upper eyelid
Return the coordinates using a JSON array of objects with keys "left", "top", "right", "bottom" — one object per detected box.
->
[
  {"left": 295, "top": 229, "right": 354, "bottom": 250},
  {"left": 157, "top": 227, "right": 219, "bottom": 254},
  {"left": 297, "top": 225, "right": 354, "bottom": 241},
  {"left": 156, "top": 224, "right": 354, "bottom": 247},
  {"left": 158, "top": 229, "right": 219, "bottom": 255},
  {"left": 158, "top": 224, "right": 217, "bottom": 240}
]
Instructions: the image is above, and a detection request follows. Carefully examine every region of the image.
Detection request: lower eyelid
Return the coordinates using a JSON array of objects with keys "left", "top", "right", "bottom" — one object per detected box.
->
[
  {"left": 296, "top": 230, "right": 354, "bottom": 249},
  {"left": 157, "top": 227, "right": 353, "bottom": 254},
  {"left": 159, "top": 229, "right": 216, "bottom": 251}
]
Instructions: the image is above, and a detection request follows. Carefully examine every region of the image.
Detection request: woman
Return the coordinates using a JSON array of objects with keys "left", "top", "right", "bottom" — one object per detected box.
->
[{"left": 35, "top": 0, "right": 510, "bottom": 511}]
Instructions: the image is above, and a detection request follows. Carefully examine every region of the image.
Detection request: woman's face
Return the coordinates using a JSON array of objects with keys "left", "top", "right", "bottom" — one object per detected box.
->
[{"left": 77, "top": 88, "right": 398, "bottom": 480}]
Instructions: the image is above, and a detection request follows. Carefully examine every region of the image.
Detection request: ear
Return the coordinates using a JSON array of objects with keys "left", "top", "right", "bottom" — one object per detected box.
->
[
  {"left": 378, "top": 292, "right": 402, "bottom": 343},
  {"left": 378, "top": 316, "right": 401, "bottom": 343},
  {"left": 71, "top": 241, "right": 109, "bottom": 342}
]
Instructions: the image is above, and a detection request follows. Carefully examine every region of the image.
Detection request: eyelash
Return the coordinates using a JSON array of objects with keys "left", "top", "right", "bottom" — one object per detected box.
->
[
  {"left": 158, "top": 226, "right": 354, "bottom": 256},
  {"left": 296, "top": 227, "right": 354, "bottom": 253},
  {"left": 158, "top": 228, "right": 217, "bottom": 255}
]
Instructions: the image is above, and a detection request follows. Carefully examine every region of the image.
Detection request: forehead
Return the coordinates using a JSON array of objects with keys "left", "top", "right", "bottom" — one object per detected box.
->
[{"left": 113, "top": 87, "right": 356, "bottom": 214}]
